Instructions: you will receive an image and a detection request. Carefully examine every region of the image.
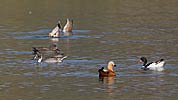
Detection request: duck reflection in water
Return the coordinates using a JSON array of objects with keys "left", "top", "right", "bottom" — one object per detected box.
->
[
  {"left": 99, "top": 76, "right": 116, "bottom": 97},
  {"left": 50, "top": 38, "right": 60, "bottom": 42},
  {"left": 99, "top": 76, "right": 115, "bottom": 85}
]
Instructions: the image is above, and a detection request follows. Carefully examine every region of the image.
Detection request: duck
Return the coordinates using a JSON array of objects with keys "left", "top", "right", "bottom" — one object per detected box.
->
[
  {"left": 32, "top": 44, "right": 60, "bottom": 59},
  {"left": 98, "top": 61, "right": 116, "bottom": 77},
  {"left": 63, "top": 18, "right": 73, "bottom": 33},
  {"left": 49, "top": 19, "right": 73, "bottom": 37},
  {"left": 49, "top": 21, "right": 62, "bottom": 37},
  {"left": 138, "top": 57, "right": 165, "bottom": 71},
  {"left": 37, "top": 54, "right": 67, "bottom": 63}
]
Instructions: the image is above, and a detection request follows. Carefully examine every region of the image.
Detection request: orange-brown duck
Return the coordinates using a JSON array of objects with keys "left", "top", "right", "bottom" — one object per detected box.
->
[{"left": 98, "top": 61, "right": 116, "bottom": 77}]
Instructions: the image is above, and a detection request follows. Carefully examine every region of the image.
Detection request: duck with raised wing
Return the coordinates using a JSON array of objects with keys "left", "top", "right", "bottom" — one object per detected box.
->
[
  {"left": 138, "top": 57, "right": 165, "bottom": 71},
  {"left": 49, "top": 21, "right": 62, "bottom": 37},
  {"left": 98, "top": 61, "right": 116, "bottom": 77},
  {"left": 63, "top": 18, "right": 73, "bottom": 32}
]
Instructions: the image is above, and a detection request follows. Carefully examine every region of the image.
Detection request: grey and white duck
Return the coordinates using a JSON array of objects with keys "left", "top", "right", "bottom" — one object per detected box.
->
[{"left": 37, "top": 54, "right": 67, "bottom": 63}]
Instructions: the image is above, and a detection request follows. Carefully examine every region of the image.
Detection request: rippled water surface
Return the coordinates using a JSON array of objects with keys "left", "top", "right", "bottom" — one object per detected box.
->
[{"left": 0, "top": 0, "right": 178, "bottom": 100}]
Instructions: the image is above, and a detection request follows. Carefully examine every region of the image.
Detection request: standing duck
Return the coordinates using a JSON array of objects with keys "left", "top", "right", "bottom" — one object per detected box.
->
[
  {"left": 49, "top": 21, "right": 62, "bottom": 37},
  {"left": 138, "top": 57, "right": 165, "bottom": 71},
  {"left": 98, "top": 61, "right": 116, "bottom": 77},
  {"left": 63, "top": 18, "right": 73, "bottom": 33}
]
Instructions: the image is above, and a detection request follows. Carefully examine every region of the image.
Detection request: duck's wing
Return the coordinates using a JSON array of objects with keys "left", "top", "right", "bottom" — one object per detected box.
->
[
  {"left": 155, "top": 59, "right": 164, "bottom": 64},
  {"left": 141, "top": 62, "right": 153, "bottom": 70},
  {"left": 145, "top": 62, "right": 153, "bottom": 68},
  {"left": 98, "top": 67, "right": 110, "bottom": 77},
  {"left": 43, "top": 55, "right": 67, "bottom": 63},
  {"left": 146, "top": 62, "right": 165, "bottom": 71}
]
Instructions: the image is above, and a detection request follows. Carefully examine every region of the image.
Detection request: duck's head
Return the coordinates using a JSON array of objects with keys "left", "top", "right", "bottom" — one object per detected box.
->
[
  {"left": 138, "top": 57, "right": 147, "bottom": 63},
  {"left": 107, "top": 61, "right": 116, "bottom": 71},
  {"left": 138, "top": 57, "right": 148, "bottom": 67}
]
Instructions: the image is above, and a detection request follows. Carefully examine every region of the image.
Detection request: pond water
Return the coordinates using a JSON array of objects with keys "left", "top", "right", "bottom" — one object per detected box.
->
[{"left": 0, "top": 0, "right": 178, "bottom": 100}]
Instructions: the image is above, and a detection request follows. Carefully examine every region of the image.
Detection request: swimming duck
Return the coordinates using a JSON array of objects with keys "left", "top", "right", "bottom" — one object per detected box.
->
[
  {"left": 138, "top": 57, "right": 165, "bottom": 71},
  {"left": 49, "top": 21, "right": 62, "bottom": 37},
  {"left": 98, "top": 61, "right": 116, "bottom": 77},
  {"left": 63, "top": 18, "right": 73, "bottom": 33},
  {"left": 37, "top": 54, "right": 67, "bottom": 63},
  {"left": 32, "top": 44, "right": 60, "bottom": 59}
]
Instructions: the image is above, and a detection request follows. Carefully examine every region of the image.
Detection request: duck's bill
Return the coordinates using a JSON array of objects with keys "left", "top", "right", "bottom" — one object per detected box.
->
[{"left": 137, "top": 59, "right": 142, "bottom": 63}]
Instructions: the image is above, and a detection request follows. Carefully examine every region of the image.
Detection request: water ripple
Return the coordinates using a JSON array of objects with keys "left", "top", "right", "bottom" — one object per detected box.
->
[{"left": 8, "top": 29, "right": 49, "bottom": 35}]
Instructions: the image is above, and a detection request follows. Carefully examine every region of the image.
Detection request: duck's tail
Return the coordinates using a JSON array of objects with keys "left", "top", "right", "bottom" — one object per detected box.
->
[
  {"left": 61, "top": 56, "right": 68, "bottom": 61},
  {"left": 98, "top": 67, "right": 104, "bottom": 72},
  {"left": 155, "top": 59, "right": 164, "bottom": 64}
]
